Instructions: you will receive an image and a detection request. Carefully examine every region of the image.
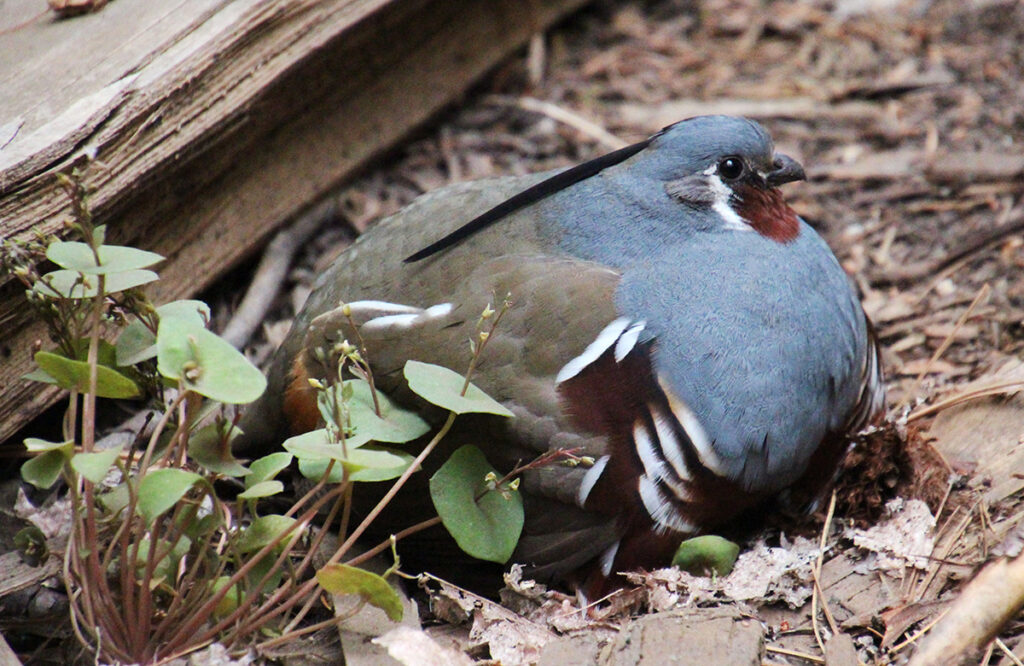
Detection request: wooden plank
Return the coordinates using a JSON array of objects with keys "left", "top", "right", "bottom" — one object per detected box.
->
[{"left": 0, "top": 0, "right": 589, "bottom": 444}]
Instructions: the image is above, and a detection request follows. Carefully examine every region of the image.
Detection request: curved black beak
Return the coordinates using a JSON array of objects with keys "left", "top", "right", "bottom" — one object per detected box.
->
[{"left": 766, "top": 153, "right": 806, "bottom": 187}]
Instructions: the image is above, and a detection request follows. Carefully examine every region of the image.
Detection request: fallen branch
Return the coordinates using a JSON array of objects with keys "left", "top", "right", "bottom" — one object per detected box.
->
[{"left": 908, "top": 551, "right": 1024, "bottom": 665}]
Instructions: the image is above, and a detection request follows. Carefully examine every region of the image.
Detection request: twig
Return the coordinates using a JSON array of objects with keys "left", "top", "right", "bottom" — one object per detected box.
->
[
  {"left": 897, "top": 283, "right": 990, "bottom": 413},
  {"left": 912, "top": 510, "right": 972, "bottom": 604},
  {"left": 873, "top": 206, "right": 1024, "bottom": 287},
  {"left": 911, "top": 203, "right": 1019, "bottom": 303},
  {"left": 889, "top": 609, "right": 949, "bottom": 653},
  {"left": 344, "top": 516, "right": 443, "bottom": 568},
  {"left": 811, "top": 491, "right": 839, "bottom": 656},
  {"left": 907, "top": 552, "right": 1024, "bottom": 665},
  {"left": 220, "top": 199, "right": 335, "bottom": 349},
  {"left": 330, "top": 413, "right": 457, "bottom": 567},
  {"left": 764, "top": 644, "right": 826, "bottom": 663},
  {"left": 997, "top": 637, "right": 1024, "bottom": 666},
  {"left": 487, "top": 95, "right": 628, "bottom": 151},
  {"left": 527, "top": 33, "right": 546, "bottom": 87},
  {"left": 907, "top": 378, "right": 1024, "bottom": 422}
]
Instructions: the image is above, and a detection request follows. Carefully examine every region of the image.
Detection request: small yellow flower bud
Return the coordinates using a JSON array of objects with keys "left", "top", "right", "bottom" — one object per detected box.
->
[
  {"left": 508, "top": 478, "right": 520, "bottom": 491},
  {"left": 183, "top": 361, "right": 201, "bottom": 381}
]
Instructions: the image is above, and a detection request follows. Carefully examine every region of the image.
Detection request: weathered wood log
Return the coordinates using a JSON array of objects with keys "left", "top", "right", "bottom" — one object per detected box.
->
[{"left": 0, "top": 0, "right": 589, "bottom": 445}]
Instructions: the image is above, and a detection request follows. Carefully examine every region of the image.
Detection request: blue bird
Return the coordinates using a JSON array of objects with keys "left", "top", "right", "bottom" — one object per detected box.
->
[{"left": 237, "top": 115, "right": 885, "bottom": 595}]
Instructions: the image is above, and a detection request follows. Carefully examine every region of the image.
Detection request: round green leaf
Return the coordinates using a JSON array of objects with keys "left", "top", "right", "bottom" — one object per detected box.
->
[
  {"left": 34, "top": 268, "right": 158, "bottom": 299},
  {"left": 71, "top": 449, "right": 122, "bottom": 484},
  {"left": 672, "top": 535, "right": 740, "bottom": 577},
  {"left": 317, "top": 564, "right": 403, "bottom": 621},
  {"left": 298, "top": 447, "right": 413, "bottom": 483},
  {"left": 21, "top": 450, "right": 67, "bottom": 489},
  {"left": 46, "top": 241, "right": 163, "bottom": 275},
  {"left": 343, "top": 379, "right": 431, "bottom": 443},
  {"left": 22, "top": 367, "right": 58, "bottom": 384},
  {"left": 22, "top": 440, "right": 74, "bottom": 489},
  {"left": 404, "top": 361, "right": 513, "bottom": 417},
  {"left": 24, "top": 438, "right": 74, "bottom": 455},
  {"left": 116, "top": 300, "right": 210, "bottom": 366},
  {"left": 98, "top": 482, "right": 131, "bottom": 516},
  {"left": 34, "top": 351, "right": 141, "bottom": 398},
  {"left": 114, "top": 320, "right": 156, "bottom": 367},
  {"left": 284, "top": 431, "right": 406, "bottom": 474},
  {"left": 211, "top": 577, "right": 243, "bottom": 619},
  {"left": 282, "top": 428, "right": 372, "bottom": 457},
  {"left": 237, "top": 480, "right": 284, "bottom": 500},
  {"left": 247, "top": 452, "right": 293, "bottom": 486},
  {"left": 137, "top": 469, "right": 204, "bottom": 524},
  {"left": 133, "top": 535, "right": 191, "bottom": 582},
  {"left": 14, "top": 526, "right": 48, "bottom": 566},
  {"left": 429, "top": 445, "right": 523, "bottom": 563},
  {"left": 235, "top": 514, "right": 300, "bottom": 554},
  {"left": 188, "top": 423, "right": 250, "bottom": 477},
  {"left": 156, "top": 316, "right": 266, "bottom": 404}
]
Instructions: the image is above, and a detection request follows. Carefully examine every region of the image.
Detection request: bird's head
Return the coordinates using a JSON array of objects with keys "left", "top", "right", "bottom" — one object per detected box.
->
[
  {"left": 403, "top": 115, "right": 809, "bottom": 263},
  {"left": 649, "top": 116, "right": 806, "bottom": 243}
]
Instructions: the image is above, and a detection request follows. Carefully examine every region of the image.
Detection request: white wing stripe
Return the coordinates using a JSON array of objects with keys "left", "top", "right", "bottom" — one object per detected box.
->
[
  {"left": 361, "top": 302, "right": 454, "bottom": 333},
  {"left": 635, "top": 419, "right": 694, "bottom": 501},
  {"left": 638, "top": 475, "right": 696, "bottom": 535},
  {"left": 614, "top": 321, "right": 646, "bottom": 362},
  {"left": 650, "top": 406, "right": 692, "bottom": 482},
  {"left": 556, "top": 317, "right": 633, "bottom": 383},
  {"left": 660, "top": 382, "right": 727, "bottom": 477},
  {"left": 599, "top": 540, "right": 621, "bottom": 577},
  {"left": 576, "top": 455, "right": 610, "bottom": 507}
]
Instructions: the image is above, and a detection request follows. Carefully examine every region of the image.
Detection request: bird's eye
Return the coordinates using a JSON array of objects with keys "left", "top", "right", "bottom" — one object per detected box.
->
[{"left": 718, "top": 157, "right": 744, "bottom": 181}]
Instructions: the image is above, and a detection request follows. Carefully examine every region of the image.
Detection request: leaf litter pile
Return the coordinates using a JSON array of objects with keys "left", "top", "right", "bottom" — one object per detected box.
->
[{"left": 5, "top": 0, "right": 1024, "bottom": 664}]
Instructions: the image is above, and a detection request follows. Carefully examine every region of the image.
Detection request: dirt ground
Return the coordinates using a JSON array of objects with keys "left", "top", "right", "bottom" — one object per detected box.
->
[{"left": 4, "top": 0, "right": 1024, "bottom": 663}]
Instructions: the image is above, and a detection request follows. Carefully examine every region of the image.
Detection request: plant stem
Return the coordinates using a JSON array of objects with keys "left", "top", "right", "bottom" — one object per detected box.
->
[
  {"left": 344, "top": 516, "right": 443, "bottom": 568},
  {"left": 331, "top": 412, "right": 455, "bottom": 566}
]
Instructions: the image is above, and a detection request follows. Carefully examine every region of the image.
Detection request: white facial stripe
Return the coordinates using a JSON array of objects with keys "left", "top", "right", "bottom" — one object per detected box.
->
[
  {"left": 701, "top": 166, "right": 750, "bottom": 233},
  {"left": 659, "top": 380, "right": 727, "bottom": 477},
  {"left": 577, "top": 454, "right": 610, "bottom": 507},
  {"left": 599, "top": 540, "right": 621, "bottom": 578},
  {"left": 638, "top": 475, "right": 696, "bottom": 535},
  {"left": 649, "top": 406, "right": 691, "bottom": 482},
  {"left": 556, "top": 317, "right": 633, "bottom": 383},
  {"left": 614, "top": 321, "right": 646, "bottom": 362}
]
